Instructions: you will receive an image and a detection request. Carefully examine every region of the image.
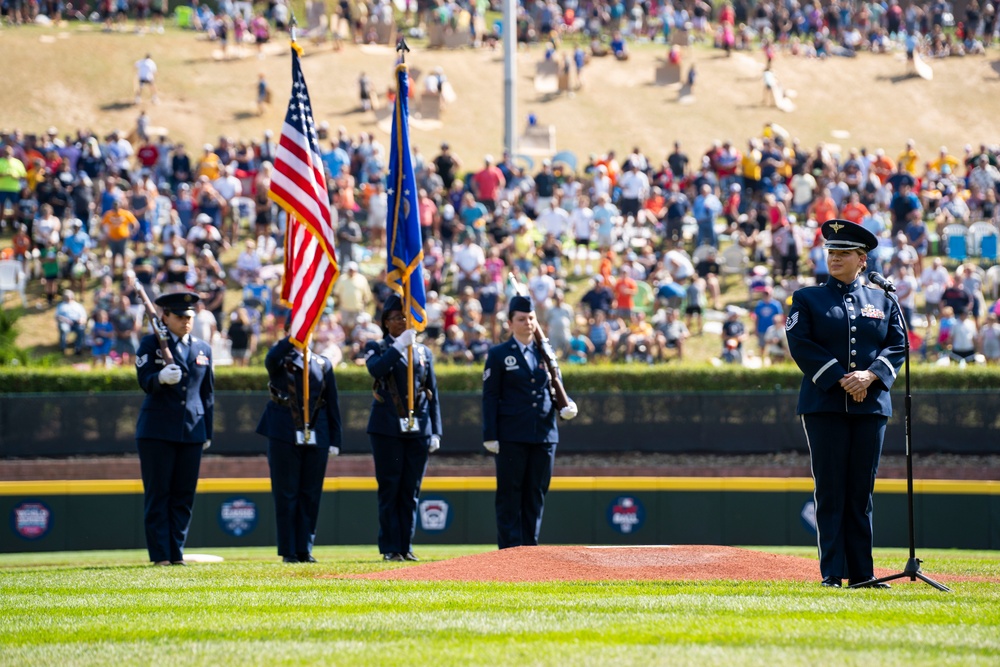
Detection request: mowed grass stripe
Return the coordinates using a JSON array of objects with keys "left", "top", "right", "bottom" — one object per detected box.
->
[{"left": 1, "top": 547, "right": 998, "bottom": 666}]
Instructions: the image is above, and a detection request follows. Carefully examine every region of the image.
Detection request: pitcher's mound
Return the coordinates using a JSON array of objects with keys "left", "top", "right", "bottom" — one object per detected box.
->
[{"left": 356, "top": 545, "right": 825, "bottom": 583}]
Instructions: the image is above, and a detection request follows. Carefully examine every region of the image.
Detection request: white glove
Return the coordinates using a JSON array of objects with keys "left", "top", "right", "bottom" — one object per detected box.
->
[
  {"left": 202, "top": 440, "right": 211, "bottom": 451},
  {"left": 158, "top": 364, "right": 182, "bottom": 385},
  {"left": 329, "top": 446, "right": 340, "bottom": 456},
  {"left": 391, "top": 328, "right": 417, "bottom": 352},
  {"left": 560, "top": 401, "right": 579, "bottom": 420},
  {"left": 429, "top": 435, "right": 441, "bottom": 453},
  {"left": 483, "top": 440, "right": 499, "bottom": 454}
]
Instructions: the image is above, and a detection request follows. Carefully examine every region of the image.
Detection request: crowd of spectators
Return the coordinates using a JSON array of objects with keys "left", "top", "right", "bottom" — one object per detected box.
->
[
  {"left": 2, "top": 115, "right": 1000, "bottom": 368},
  {"left": 4, "top": 0, "right": 1000, "bottom": 366},
  {"left": 7, "top": 0, "right": 999, "bottom": 63}
]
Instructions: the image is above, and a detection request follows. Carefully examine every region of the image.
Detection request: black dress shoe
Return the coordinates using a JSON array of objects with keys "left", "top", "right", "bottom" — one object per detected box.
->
[
  {"left": 170, "top": 561, "right": 187, "bottom": 566},
  {"left": 849, "top": 578, "right": 891, "bottom": 589},
  {"left": 382, "top": 553, "right": 404, "bottom": 562},
  {"left": 402, "top": 552, "right": 419, "bottom": 561},
  {"left": 282, "top": 556, "right": 300, "bottom": 563},
  {"left": 297, "top": 554, "right": 318, "bottom": 563},
  {"left": 821, "top": 576, "right": 842, "bottom": 588}
]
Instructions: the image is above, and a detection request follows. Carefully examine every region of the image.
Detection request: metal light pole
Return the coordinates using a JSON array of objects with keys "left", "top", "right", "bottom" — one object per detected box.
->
[{"left": 503, "top": 0, "right": 517, "bottom": 157}]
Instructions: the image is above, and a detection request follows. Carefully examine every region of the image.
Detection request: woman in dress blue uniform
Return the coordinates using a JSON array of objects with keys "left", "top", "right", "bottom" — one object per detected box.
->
[
  {"left": 482, "top": 295, "right": 577, "bottom": 549},
  {"left": 364, "top": 295, "right": 442, "bottom": 562},
  {"left": 786, "top": 219, "right": 905, "bottom": 588},
  {"left": 256, "top": 321, "right": 342, "bottom": 563},
  {"left": 134, "top": 291, "right": 214, "bottom": 566}
]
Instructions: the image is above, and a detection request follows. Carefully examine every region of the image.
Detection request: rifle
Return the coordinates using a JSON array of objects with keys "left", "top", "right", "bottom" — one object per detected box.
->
[
  {"left": 135, "top": 284, "right": 175, "bottom": 365},
  {"left": 507, "top": 273, "right": 572, "bottom": 415}
]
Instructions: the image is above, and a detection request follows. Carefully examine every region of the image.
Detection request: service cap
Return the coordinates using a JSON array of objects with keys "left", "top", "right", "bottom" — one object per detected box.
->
[
  {"left": 155, "top": 291, "right": 200, "bottom": 317},
  {"left": 821, "top": 219, "right": 879, "bottom": 253}
]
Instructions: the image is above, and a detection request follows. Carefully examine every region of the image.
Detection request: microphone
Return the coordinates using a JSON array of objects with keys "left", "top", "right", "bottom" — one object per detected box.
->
[{"left": 867, "top": 271, "right": 896, "bottom": 293}]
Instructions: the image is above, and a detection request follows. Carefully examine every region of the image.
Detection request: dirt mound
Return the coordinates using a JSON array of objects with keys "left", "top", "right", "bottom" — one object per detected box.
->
[
  {"left": 354, "top": 545, "right": 827, "bottom": 582},
  {"left": 350, "top": 545, "right": 998, "bottom": 584}
]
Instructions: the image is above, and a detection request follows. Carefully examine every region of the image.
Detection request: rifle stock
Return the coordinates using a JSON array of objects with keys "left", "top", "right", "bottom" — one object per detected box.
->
[
  {"left": 135, "top": 285, "right": 175, "bottom": 365},
  {"left": 507, "top": 273, "right": 572, "bottom": 415}
]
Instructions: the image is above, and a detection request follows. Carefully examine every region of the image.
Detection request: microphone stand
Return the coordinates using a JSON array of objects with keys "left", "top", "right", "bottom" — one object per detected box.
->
[{"left": 849, "top": 283, "right": 950, "bottom": 591}]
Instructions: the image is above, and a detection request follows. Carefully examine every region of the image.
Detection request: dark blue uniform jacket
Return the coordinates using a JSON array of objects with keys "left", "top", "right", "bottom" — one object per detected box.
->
[
  {"left": 482, "top": 338, "right": 560, "bottom": 444},
  {"left": 364, "top": 338, "right": 442, "bottom": 439},
  {"left": 256, "top": 338, "right": 342, "bottom": 448},
  {"left": 786, "top": 277, "right": 905, "bottom": 416},
  {"left": 135, "top": 333, "right": 214, "bottom": 443}
]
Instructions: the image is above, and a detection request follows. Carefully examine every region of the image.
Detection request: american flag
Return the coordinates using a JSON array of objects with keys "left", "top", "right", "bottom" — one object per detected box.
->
[{"left": 268, "top": 43, "right": 338, "bottom": 348}]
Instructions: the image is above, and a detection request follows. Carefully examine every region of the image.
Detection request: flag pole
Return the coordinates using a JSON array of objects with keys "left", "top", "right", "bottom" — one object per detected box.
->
[
  {"left": 396, "top": 36, "right": 416, "bottom": 432},
  {"left": 289, "top": 13, "right": 311, "bottom": 442},
  {"left": 303, "top": 339, "right": 311, "bottom": 442},
  {"left": 405, "top": 280, "right": 415, "bottom": 431}
]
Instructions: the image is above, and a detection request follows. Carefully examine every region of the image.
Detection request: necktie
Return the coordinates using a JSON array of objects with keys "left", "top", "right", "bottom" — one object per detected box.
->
[
  {"left": 176, "top": 337, "right": 187, "bottom": 362},
  {"left": 524, "top": 345, "right": 536, "bottom": 372}
]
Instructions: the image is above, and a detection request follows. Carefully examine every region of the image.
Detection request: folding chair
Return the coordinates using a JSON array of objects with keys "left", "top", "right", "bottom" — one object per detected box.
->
[
  {"left": 0, "top": 260, "right": 28, "bottom": 307},
  {"left": 947, "top": 234, "right": 968, "bottom": 262}
]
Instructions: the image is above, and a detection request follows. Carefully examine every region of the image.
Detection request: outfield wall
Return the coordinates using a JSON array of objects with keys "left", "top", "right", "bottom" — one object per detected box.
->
[
  {"left": 2, "top": 391, "right": 999, "bottom": 457},
  {"left": 2, "top": 477, "right": 998, "bottom": 553}
]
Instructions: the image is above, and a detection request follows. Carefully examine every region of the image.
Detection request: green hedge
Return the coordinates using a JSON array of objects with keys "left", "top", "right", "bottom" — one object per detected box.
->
[{"left": 2, "top": 364, "right": 999, "bottom": 394}]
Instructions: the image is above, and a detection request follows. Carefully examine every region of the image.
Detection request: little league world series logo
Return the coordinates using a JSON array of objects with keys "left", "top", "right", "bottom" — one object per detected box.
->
[
  {"left": 218, "top": 497, "right": 258, "bottom": 537},
  {"left": 11, "top": 500, "right": 52, "bottom": 540},
  {"left": 418, "top": 497, "right": 452, "bottom": 532},
  {"left": 607, "top": 496, "right": 645, "bottom": 535}
]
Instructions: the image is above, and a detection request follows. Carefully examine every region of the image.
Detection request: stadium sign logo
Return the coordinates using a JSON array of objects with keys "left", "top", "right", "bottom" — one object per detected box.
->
[
  {"left": 607, "top": 496, "right": 645, "bottom": 534},
  {"left": 800, "top": 500, "right": 817, "bottom": 536},
  {"left": 12, "top": 500, "right": 52, "bottom": 540},
  {"left": 219, "top": 497, "right": 258, "bottom": 537},
  {"left": 418, "top": 497, "right": 451, "bottom": 532}
]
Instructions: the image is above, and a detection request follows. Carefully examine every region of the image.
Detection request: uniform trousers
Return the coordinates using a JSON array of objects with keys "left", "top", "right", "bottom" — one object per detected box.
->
[
  {"left": 137, "top": 438, "right": 203, "bottom": 563},
  {"left": 801, "top": 413, "right": 887, "bottom": 581},
  {"left": 495, "top": 441, "right": 556, "bottom": 549},
  {"left": 267, "top": 439, "right": 330, "bottom": 559},
  {"left": 370, "top": 434, "right": 429, "bottom": 555}
]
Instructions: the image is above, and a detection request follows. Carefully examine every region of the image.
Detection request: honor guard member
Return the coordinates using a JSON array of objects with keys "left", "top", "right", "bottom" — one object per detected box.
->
[
  {"left": 786, "top": 219, "right": 905, "bottom": 589},
  {"left": 134, "top": 291, "right": 214, "bottom": 566},
  {"left": 256, "top": 323, "right": 343, "bottom": 563},
  {"left": 365, "top": 295, "right": 442, "bottom": 562},
  {"left": 482, "top": 295, "right": 577, "bottom": 549}
]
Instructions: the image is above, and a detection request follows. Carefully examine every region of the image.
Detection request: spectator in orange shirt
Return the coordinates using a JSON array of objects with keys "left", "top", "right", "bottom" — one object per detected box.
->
[
  {"left": 598, "top": 250, "right": 617, "bottom": 288},
  {"left": 101, "top": 201, "right": 139, "bottom": 275},
  {"left": 807, "top": 187, "right": 839, "bottom": 224},
  {"left": 613, "top": 266, "right": 637, "bottom": 320},
  {"left": 839, "top": 191, "right": 871, "bottom": 225},
  {"left": 871, "top": 149, "right": 896, "bottom": 185}
]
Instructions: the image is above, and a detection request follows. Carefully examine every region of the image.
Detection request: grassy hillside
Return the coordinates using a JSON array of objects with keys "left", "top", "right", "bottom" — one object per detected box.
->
[{"left": 3, "top": 23, "right": 999, "bottom": 161}]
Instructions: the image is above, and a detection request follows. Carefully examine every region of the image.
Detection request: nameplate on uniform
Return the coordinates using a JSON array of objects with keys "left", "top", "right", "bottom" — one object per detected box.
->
[
  {"left": 295, "top": 430, "right": 318, "bottom": 446},
  {"left": 860, "top": 305, "right": 885, "bottom": 319},
  {"left": 195, "top": 352, "right": 210, "bottom": 366},
  {"left": 504, "top": 355, "right": 519, "bottom": 371},
  {"left": 399, "top": 418, "right": 421, "bottom": 433}
]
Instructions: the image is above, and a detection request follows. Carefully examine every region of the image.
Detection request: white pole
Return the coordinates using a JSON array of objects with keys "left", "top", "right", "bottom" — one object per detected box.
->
[{"left": 503, "top": 0, "right": 517, "bottom": 157}]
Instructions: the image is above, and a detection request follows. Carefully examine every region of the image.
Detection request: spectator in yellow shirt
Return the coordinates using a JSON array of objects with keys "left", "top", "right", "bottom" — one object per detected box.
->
[
  {"left": 929, "top": 146, "right": 960, "bottom": 174},
  {"left": 897, "top": 138, "right": 920, "bottom": 175},
  {"left": 196, "top": 144, "right": 221, "bottom": 181}
]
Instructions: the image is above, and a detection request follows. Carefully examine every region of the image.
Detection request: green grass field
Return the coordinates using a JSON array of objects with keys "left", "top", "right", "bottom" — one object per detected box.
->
[{"left": 2, "top": 546, "right": 999, "bottom": 666}]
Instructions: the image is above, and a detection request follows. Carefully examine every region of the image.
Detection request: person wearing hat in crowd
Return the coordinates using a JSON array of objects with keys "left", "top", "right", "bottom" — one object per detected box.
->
[
  {"left": 786, "top": 219, "right": 905, "bottom": 589},
  {"left": 256, "top": 316, "right": 343, "bottom": 563},
  {"left": 364, "top": 295, "right": 442, "bottom": 562},
  {"left": 134, "top": 291, "right": 214, "bottom": 566},
  {"left": 482, "top": 294, "right": 577, "bottom": 549}
]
